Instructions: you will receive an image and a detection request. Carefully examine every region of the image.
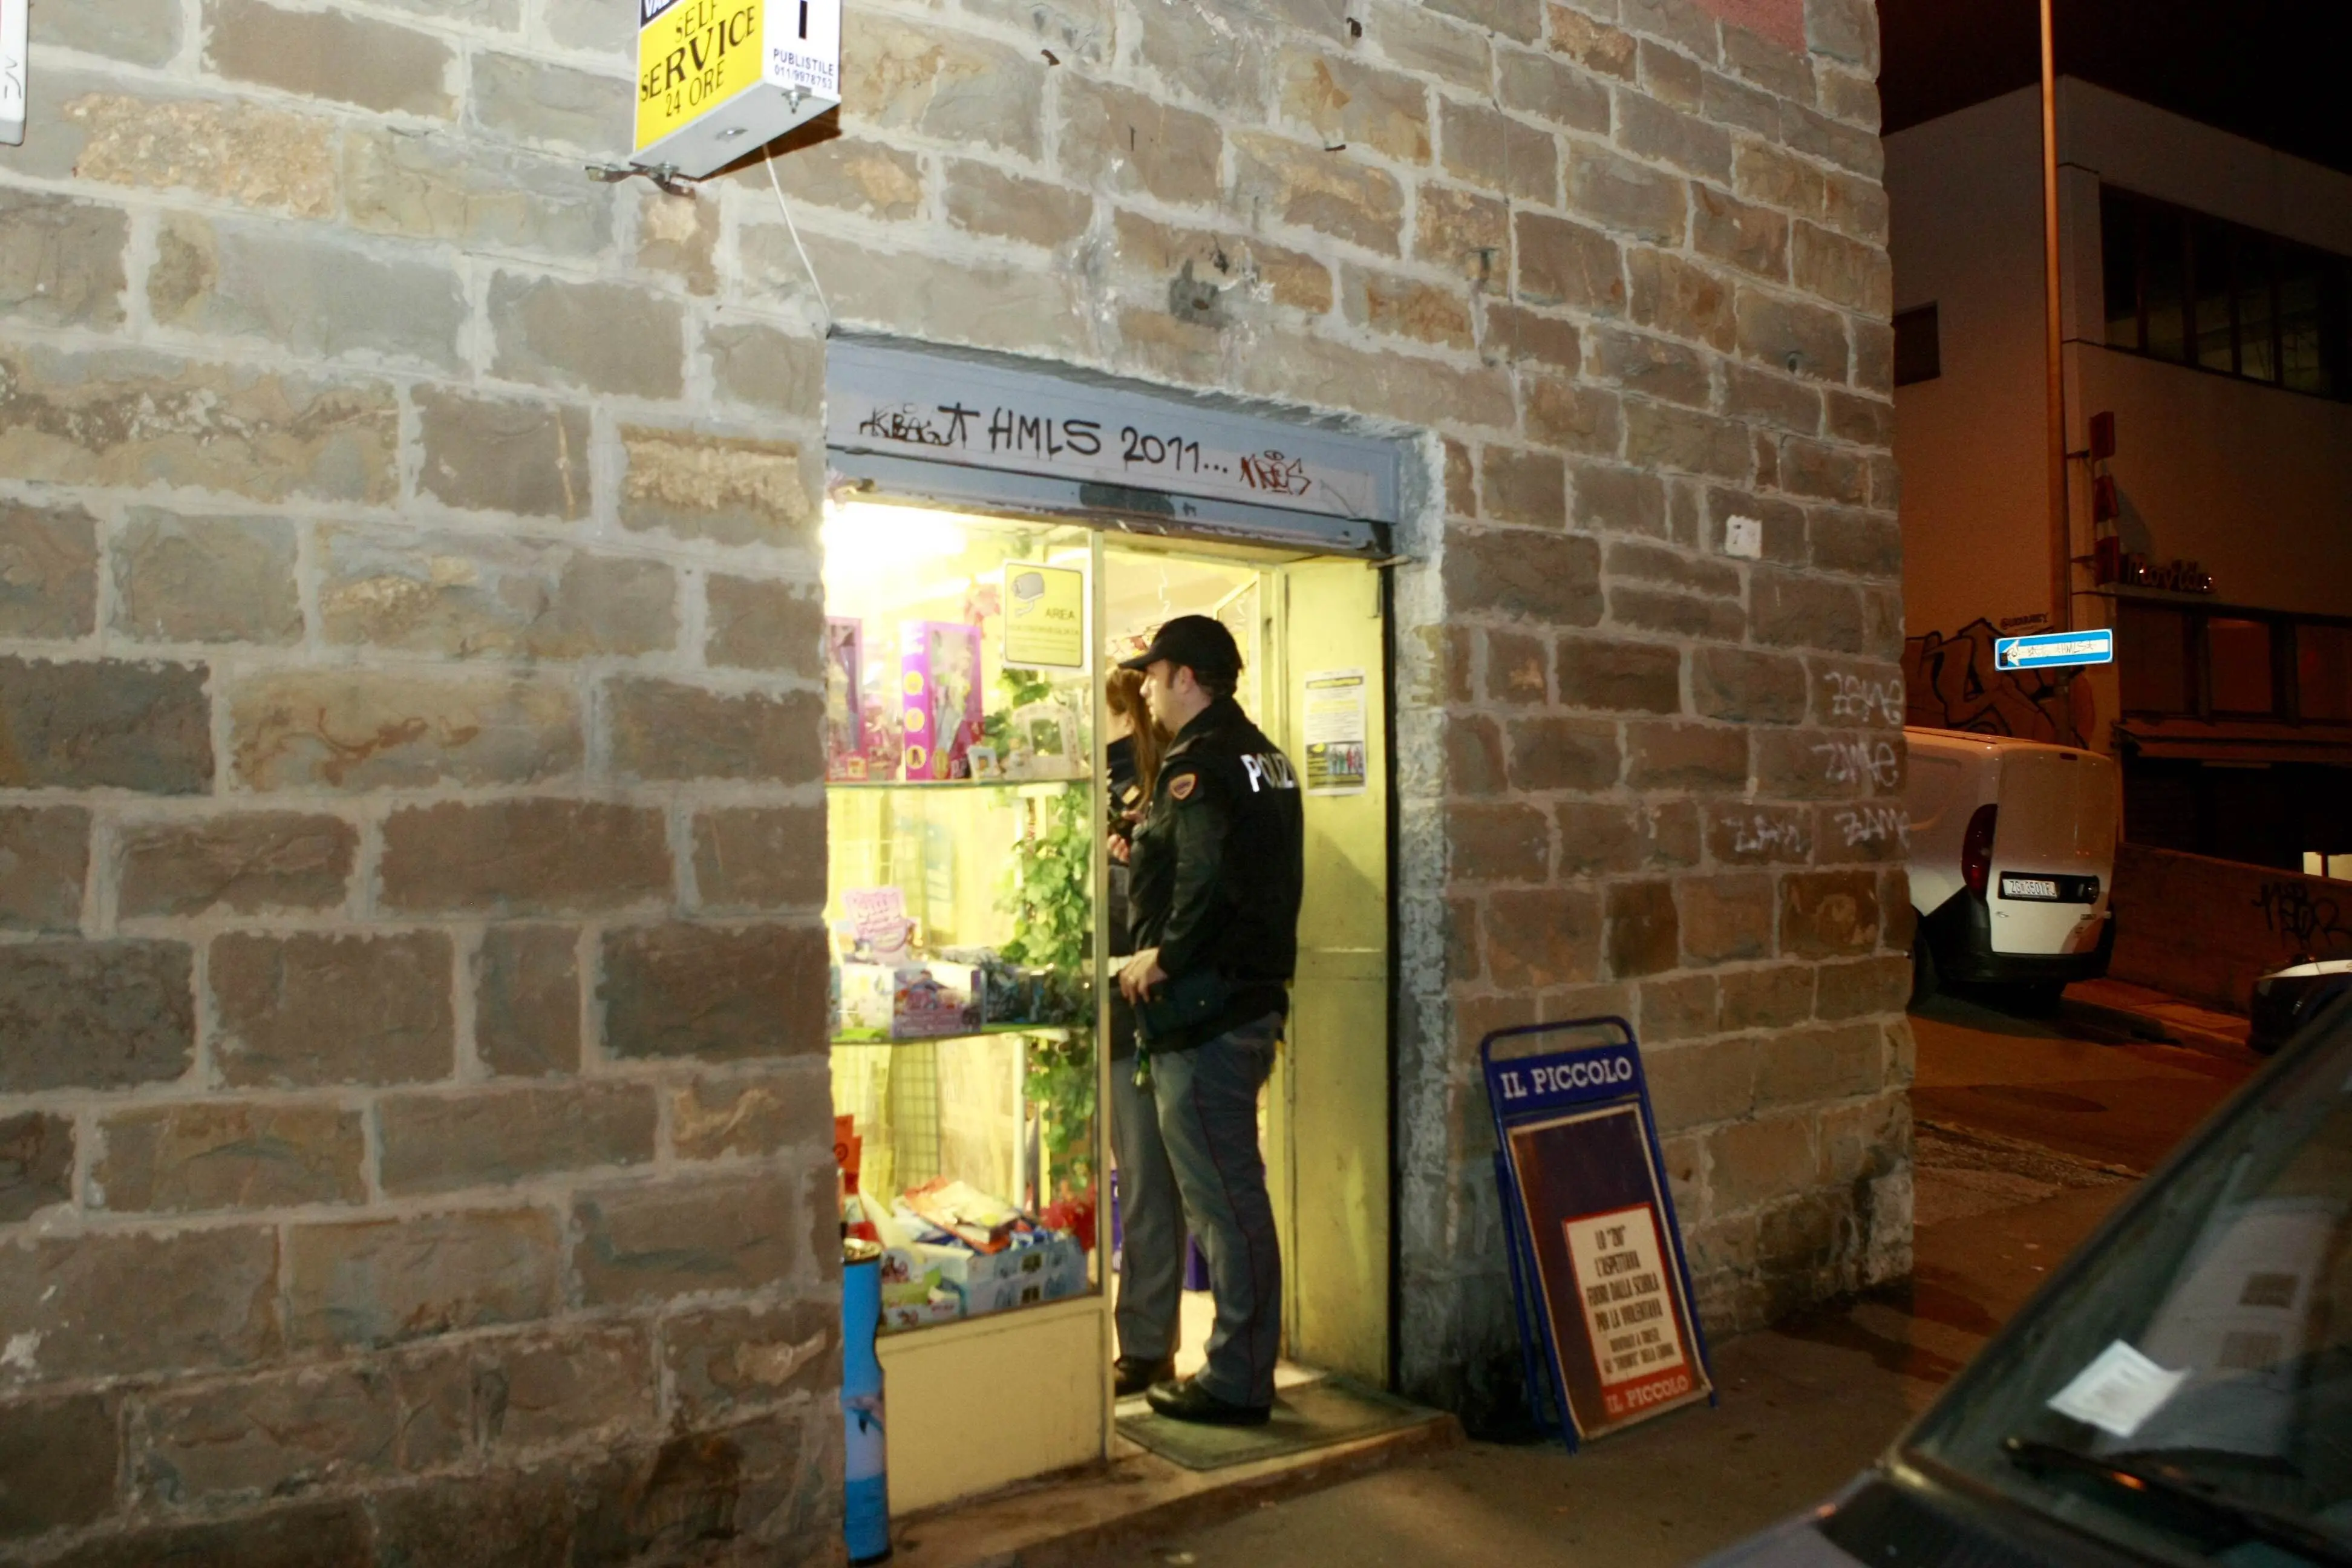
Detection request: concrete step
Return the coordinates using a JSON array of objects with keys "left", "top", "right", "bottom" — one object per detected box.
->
[{"left": 882, "top": 1403, "right": 1462, "bottom": 1568}]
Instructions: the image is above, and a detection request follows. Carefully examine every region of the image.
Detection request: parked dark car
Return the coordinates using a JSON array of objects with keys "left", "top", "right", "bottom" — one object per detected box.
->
[
  {"left": 2250, "top": 957, "right": 2352, "bottom": 1056},
  {"left": 1700, "top": 1002, "right": 2352, "bottom": 1568}
]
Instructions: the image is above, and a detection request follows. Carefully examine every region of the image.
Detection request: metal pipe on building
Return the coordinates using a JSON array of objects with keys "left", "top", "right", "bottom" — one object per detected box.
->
[{"left": 2040, "top": 0, "right": 2071, "bottom": 632}]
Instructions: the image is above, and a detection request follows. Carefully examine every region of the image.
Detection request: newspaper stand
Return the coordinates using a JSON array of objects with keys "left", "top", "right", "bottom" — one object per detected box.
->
[{"left": 1483, "top": 1017, "right": 1714, "bottom": 1452}]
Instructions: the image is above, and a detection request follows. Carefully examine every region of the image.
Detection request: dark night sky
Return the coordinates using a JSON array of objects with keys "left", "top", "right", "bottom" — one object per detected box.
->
[{"left": 1878, "top": 0, "right": 2352, "bottom": 175}]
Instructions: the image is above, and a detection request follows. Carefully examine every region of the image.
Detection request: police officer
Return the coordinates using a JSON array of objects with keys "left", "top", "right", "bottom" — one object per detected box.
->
[{"left": 1116, "top": 615, "right": 1303, "bottom": 1427}]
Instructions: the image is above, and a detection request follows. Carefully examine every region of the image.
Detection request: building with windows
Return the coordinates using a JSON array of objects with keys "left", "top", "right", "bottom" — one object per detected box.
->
[{"left": 1887, "top": 78, "right": 2352, "bottom": 872}]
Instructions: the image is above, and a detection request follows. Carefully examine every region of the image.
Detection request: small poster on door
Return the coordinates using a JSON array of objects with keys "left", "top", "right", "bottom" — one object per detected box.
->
[{"left": 1301, "top": 668, "right": 1368, "bottom": 795}]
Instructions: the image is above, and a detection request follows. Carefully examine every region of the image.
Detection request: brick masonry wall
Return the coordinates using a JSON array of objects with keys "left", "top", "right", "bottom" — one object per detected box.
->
[
  {"left": 0, "top": 0, "right": 1904, "bottom": 1547},
  {"left": 754, "top": 0, "right": 1912, "bottom": 1413},
  {"left": 0, "top": 0, "right": 841, "bottom": 1553}
]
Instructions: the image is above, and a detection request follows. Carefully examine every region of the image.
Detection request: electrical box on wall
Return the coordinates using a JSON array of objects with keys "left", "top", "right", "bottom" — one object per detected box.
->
[{"left": 634, "top": 0, "right": 840, "bottom": 180}]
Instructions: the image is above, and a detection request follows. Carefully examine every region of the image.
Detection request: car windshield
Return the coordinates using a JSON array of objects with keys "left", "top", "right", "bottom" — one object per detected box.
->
[{"left": 1906, "top": 1011, "right": 2352, "bottom": 1568}]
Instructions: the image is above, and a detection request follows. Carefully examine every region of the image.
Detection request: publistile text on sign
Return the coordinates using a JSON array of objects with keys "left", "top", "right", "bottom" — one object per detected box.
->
[{"left": 633, "top": 0, "right": 838, "bottom": 179}]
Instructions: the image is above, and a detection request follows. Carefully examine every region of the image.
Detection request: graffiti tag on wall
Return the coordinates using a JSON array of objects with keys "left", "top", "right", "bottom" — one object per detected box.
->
[
  {"left": 1903, "top": 617, "right": 2090, "bottom": 746},
  {"left": 2254, "top": 880, "right": 2352, "bottom": 955}
]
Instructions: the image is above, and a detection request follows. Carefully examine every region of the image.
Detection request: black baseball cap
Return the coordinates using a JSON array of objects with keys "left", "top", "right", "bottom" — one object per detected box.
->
[{"left": 1119, "top": 614, "right": 1242, "bottom": 681}]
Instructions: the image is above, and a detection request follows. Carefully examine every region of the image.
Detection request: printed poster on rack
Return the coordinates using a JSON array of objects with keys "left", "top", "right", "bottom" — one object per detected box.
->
[
  {"left": 1504, "top": 1100, "right": 1708, "bottom": 1438},
  {"left": 1002, "top": 563, "right": 1085, "bottom": 669},
  {"left": 1301, "top": 668, "right": 1368, "bottom": 795}
]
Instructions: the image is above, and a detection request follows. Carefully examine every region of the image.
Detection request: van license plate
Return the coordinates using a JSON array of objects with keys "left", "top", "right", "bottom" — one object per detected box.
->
[{"left": 2001, "top": 876, "right": 2062, "bottom": 900}]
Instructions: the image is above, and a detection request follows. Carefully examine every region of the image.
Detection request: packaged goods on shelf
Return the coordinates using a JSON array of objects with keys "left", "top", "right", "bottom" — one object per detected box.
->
[
  {"left": 889, "top": 1181, "right": 1088, "bottom": 1324},
  {"left": 824, "top": 618, "right": 868, "bottom": 780},
  {"left": 900, "top": 621, "right": 984, "bottom": 781},
  {"left": 892, "top": 962, "right": 983, "bottom": 1038},
  {"left": 914, "top": 1233, "right": 1087, "bottom": 1315},
  {"left": 840, "top": 886, "right": 915, "bottom": 962},
  {"left": 932, "top": 948, "right": 1057, "bottom": 1027},
  {"left": 883, "top": 1293, "right": 964, "bottom": 1333},
  {"left": 834, "top": 960, "right": 984, "bottom": 1040},
  {"left": 1005, "top": 696, "right": 1084, "bottom": 780},
  {"left": 898, "top": 1177, "right": 1024, "bottom": 1252},
  {"left": 837, "top": 963, "right": 895, "bottom": 1036}
]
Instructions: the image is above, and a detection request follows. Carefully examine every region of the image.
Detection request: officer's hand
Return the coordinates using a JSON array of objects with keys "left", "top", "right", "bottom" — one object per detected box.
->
[
  {"left": 1108, "top": 835, "right": 1131, "bottom": 865},
  {"left": 1118, "top": 949, "right": 1166, "bottom": 1002}
]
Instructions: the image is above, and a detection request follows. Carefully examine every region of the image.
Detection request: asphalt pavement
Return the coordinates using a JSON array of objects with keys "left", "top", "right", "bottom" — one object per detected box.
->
[{"left": 1087, "top": 987, "right": 2255, "bottom": 1568}]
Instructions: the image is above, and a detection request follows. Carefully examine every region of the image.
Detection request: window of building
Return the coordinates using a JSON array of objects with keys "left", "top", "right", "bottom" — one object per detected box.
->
[
  {"left": 1893, "top": 303, "right": 1941, "bottom": 385},
  {"left": 2279, "top": 248, "right": 2339, "bottom": 396},
  {"left": 2100, "top": 185, "right": 2352, "bottom": 401},
  {"left": 2190, "top": 218, "right": 2236, "bottom": 374},
  {"left": 2301, "top": 624, "right": 2352, "bottom": 723},
  {"left": 2120, "top": 603, "right": 2194, "bottom": 714},
  {"left": 2236, "top": 234, "right": 2278, "bottom": 382},
  {"left": 2207, "top": 618, "right": 2277, "bottom": 714},
  {"left": 2143, "top": 203, "right": 2189, "bottom": 362},
  {"left": 2102, "top": 186, "right": 2141, "bottom": 346}
]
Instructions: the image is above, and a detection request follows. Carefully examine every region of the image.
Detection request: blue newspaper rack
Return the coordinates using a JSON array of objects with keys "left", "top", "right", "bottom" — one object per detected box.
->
[{"left": 1482, "top": 1017, "right": 1715, "bottom": 1451}]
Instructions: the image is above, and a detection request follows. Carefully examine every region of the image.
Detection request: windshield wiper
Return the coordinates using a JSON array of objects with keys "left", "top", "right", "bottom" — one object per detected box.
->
[{"left": 2005, "top": 1437, "right": 2352, "bottom": 1567}]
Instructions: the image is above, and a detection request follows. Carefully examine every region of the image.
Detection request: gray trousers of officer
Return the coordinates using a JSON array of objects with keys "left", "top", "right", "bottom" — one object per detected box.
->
[
  {"left": 1111, "top": 1054, "right": 1182, "bottom": 1370},
  {"left": 1116, "top": 1014, "right": 1284, "bottom": 1409}
]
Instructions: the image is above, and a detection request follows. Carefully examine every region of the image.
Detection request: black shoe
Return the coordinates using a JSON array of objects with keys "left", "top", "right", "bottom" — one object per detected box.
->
[
  {"left": 1145, "top": 1375, "right": 1271, "bottom": 1426},
  {"left": 1114, "top": 1356, "right": 1175, "bottom": 1399}
]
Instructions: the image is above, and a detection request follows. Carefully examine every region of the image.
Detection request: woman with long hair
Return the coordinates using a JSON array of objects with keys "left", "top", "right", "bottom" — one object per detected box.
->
[{"left": 1104, "top": 667, "right": 1181, "bottom": 1397}]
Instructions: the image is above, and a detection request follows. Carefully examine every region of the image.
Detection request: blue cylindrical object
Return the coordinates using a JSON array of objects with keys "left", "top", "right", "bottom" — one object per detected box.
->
[{"left": 843, "top": 1241, "right": 890, "bottom": 1565}]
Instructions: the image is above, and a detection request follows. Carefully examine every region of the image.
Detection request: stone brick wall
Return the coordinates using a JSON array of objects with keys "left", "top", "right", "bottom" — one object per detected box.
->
[
  {"left": 765, "top": 0, "right": 1911, "bottom": 1417},
  {"left": 2, "top": 0, "right": 1906, "bottom": 1545},
  {"left": 0, "top": 0, "right": 838, "bottom": 1554}
]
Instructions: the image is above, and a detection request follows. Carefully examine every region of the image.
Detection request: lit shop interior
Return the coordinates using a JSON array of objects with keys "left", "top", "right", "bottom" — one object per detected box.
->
[{"left": 819, "top": 462, "right": 1395, "bottom": 1511}]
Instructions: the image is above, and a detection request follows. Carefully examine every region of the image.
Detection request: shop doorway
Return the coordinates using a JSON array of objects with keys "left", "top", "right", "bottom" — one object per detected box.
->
[
  {"left": 819, "top": 336, "right": 1408, "bottom": 1511},
  {"left": 1102, "top": 542, "right": 1393, "bottom": 1391}
]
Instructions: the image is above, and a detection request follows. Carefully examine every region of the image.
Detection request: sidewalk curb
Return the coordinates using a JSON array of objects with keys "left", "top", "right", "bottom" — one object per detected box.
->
[
  {"left": 887, "top": 1412, "right": 1465, "bottom": 1568},
  {"left": 2060, "top": 998, "right": 2255, "bottom": 1063}
]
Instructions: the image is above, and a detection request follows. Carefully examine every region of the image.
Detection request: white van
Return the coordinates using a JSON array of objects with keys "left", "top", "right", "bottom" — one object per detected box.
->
[{"left": 1904, "top": 727, "right": 2119, "bottom": 1009}]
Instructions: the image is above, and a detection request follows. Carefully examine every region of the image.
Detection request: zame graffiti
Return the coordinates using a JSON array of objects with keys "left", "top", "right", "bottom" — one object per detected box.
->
[{"left": 1903, "top": 617, "right": 2092, "bottom": 746}]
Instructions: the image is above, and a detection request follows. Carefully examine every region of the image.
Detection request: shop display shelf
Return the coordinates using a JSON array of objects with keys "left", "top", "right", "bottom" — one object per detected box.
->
[
  {"left": 827, "top": 774, "right": 1091, "bottom": 789},
  {"left": 829, "top": 1022, "right": 1091, "bottom": 1049}
]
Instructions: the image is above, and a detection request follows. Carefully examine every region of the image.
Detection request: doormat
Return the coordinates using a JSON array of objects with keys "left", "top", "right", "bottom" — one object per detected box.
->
[{"left": 1116, "top": 1376, "right": 1436, "bottom": 1471}]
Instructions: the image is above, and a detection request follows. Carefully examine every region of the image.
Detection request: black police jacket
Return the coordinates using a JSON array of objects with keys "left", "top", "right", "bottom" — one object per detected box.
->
[{"left": 1126, "top": 696, "right": 1304, "bottom": 1051}]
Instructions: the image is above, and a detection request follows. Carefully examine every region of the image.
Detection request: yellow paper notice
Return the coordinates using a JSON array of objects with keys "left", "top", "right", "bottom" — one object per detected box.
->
[
  {"left": 1003, "top": 564, "right": 1085, "bottom": 669},
  {"left": 636, "top": 0, "right": 764, "bottom": 153}
]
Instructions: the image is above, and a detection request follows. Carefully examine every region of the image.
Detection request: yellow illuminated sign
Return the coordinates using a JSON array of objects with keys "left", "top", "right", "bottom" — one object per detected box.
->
[
  {"left": 1003, "top": 565, "right": 1085, "bottom": 670},
  {"left": 636, "top": 0, "right": 765, "bottom": 152}
]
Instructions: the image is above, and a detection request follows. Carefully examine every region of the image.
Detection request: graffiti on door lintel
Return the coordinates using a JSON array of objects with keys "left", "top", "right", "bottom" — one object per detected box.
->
[{"left": 1903, "top": 617, "right": 2092, "bottom": 747}]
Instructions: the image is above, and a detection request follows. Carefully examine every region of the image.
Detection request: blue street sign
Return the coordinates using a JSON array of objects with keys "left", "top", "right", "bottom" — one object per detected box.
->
[{"left": 1996, "top": 628, "right": 2115, "bottom": 671}]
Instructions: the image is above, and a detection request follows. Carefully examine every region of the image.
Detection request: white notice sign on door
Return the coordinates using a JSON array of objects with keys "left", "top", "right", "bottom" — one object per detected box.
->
[{"left": 1301, "top": 668, "right": 1367, "bottom": 795}]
